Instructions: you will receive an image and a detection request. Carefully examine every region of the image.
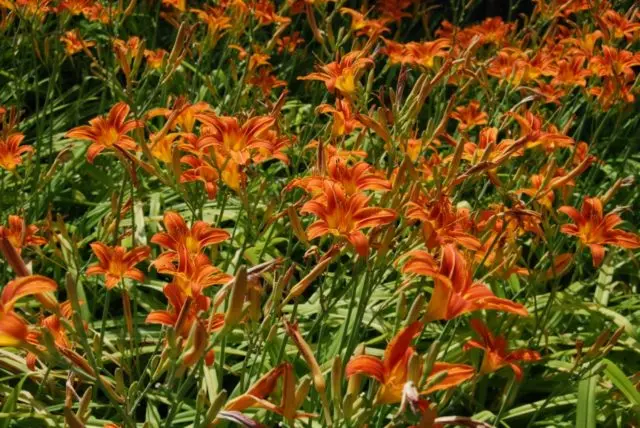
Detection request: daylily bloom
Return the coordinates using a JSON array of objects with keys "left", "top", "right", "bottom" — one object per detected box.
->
[
  {"left": 317, "top": 99, "right": 363, "bottom": 137},
  {"left": 450, "top": 101, "right": 488, "bottom": 131},
  {"left": 558, "top": 197, "right": 640, "bottom": 267},
  {"left": 300, "top": 182, "right": 396, "bottom": 256},
  {"left": 589, "top": 46, "right": 640, "bottom": 80},
  {"left": 0, "top": 133, "right": 33, "bottom": 171},
  {"left": 276, "top": 32, "right": 304, "bottom": 54},
  {"left": 197, "top": 114, "right": 275, "bottom": 166},
  {"left": 298, "top": 51, "right": 373, "bottom": 97},
  {"left": 146, "top": 283, "right": 224, "bottom": 338},
  {"left": 147, "top": 101, "right": 212, "bottom": 133},
  {"left": 223, "top": 362, "right": 315, "bottom": 421},
  {"left": 288, "top": 156, "right": 391, "bottom": 196},
  {"left": 345, "top": 321, "right": 475, "bottom": 404},
  {"left": 86, "top": 242, "right": 151, "bottom": 289},
  {"left": 179, "top": 155, "right": 220, "bottom": 199},
  {"left": 340, "top": 8, "right": 390, "bottom": 38},
  {"left": 144, "top": 48, "right": 167, "bottom": 69},
  {"left": 65, "top": 102, "right": 144, "bottom": 163},
  {"left": 402, "top": 245, "right": 529, "bottom": 321},
  {"left": 151, "top": 211, "right": 230, "bottom": 260},
  {"left": 247, "top": 67, "right": 287, "bottom": 96},
  {"left": 154, "top": 247, "right": 232, "bottom": 297},
  {"left": 60, "top": 29, "right": 95, "bottom": 56},
  {"left": 0, "top": 215, "right": 47, "bottom": 254},
  {"left": 0, "top": 275, "right": 57, "bottom": 346},
  {"left": 406, "top": 192, "right": 481, "bottom": 251},
  {"left": 464, "top": 319, "right": 540, "bottom": 380}
]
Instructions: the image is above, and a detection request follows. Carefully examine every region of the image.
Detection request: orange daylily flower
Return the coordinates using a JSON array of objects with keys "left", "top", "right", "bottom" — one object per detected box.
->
[
  {"left": 147, "top": 101, "right": 212, "bottom": 133},
  {"left": 0, "top": 132, "right": 33, "bottom": 171},
  {"left": 345, "top": 322, "right": 475, "bottom": 404},
  {"left": 298, "top": 51, "right": 374, "bottom": 97},
  {"left": 223, "top": 362, "right": 316, "bottom": 421},
  {"left": 144, "top": 48, "right": 167, "bottom": 69},
  {"left": 289, "top": 156, "right": 391, "bottom": 196},
  {"left": 58, "top": 0, "right": 93, "bottom": 15},
  {"left": 464, "top": 319, "right": 540, "bottom": 380},
  {"left": 151, "top": 211, "right": 230, "bottom": 260},
  {"left": 154, "top": 248, "right": 232, "bottom": 297},
  {"left": 0, "top": 215, "right": 47, "bottom": 254},
  {"left": 406, "top": 192, "right": 481, "bottom": 251},
  {"left": 86, "top": 242, "right": 151, "bottom": 289},
  {"left": 450, "top": 101, "right": 488, "bottom": 131},
  {"left": 276, "top": 32, "right": 304, "bottom": 54},
  {"left": 558, "top": 197, "right": 640, "bottom": 267},
  {"left": 197, "top": 114, "right": 275, "bottom": 166},
  {"left": 403, "top": 245, "right": 529, "bottom": 321},
  {"left": 247, "top": 67, "right": 287, "bottom": 96},
  {"left": 340, "top": 8, "right": 390, "bottom": 38},
  {"left": 317, "top": 99, "right": 363, "bottom": 137},
  {"left": 508, "top": 111, "right": 574, "bottom": 152},
  {"left": 383, "top": 39, "right": 450, "bottom": 69},
  {"left": 589, "top": 46, "right": 640, "bottom": 80},
  {"left": 65, "top": 102, "right": 144, "bottom": 163},
  {"left": 300, "top": 182, "right": 396, "bottom": 256},
  {"left": 191, "top": 6, "right": 232, "bottom": 44},
  {"left": 146, "top": 283, "right": 224, "bottom": 337},
  {"left": 179, "top": 155, "right": 220, "bottom": 199},
  {"left": 0, "top": 275, "right": 57, "bottom": 346},
  {"left": 60, "top": 29, "right": 95, "bottom": 56},
  {"left": 600, "top": 9, "right": 640, "bottom": 41}
]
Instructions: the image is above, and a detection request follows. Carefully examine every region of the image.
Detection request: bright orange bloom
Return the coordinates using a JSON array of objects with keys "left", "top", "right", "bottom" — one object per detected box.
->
[
  {"left": 588, "top": 77, "right": 635, "bottom": 110},
  {"left": 345, "top": 322, "right": 475, "bottom": 404},
  {"left": 548, "top": 57, "right": 591, "bottom": 87},
  {"left": 0, "top": 215, "right": 46, "bottom": 254},
  {"left": 197, "top": 114, "right": 275, "bottom": 166},
  {"left": 154, "top": 247, "right": 232, "bottom": 297},
  {"left": 340, "top": 8, "right": 390, "bottom": 38},
  {"left": 601, "top": 10, "right": 640, "bottom": 41},
  {"left": 151, "top": 211, "right": 230, "bottom": 260},
  {"left": 298, "top": 51, "right": 373, "bottom": 97},
  {"left": 317, "top": 99, "right": 363, "bottom": 137},
  {"left": 276, "top": 32, "right": 304, "bottom": 54},
  {"left": 0, "top": 133, "right": 33, "bottom": 171},
  {"left": 406, "top": 192, "right": 481, "bottom": 251},
  {"left": 469, "top": 16, "right": 514, "bottom": 45},
  {"left": 180, "top": 155, "right": 220, "bottom": 199},
  {"left": 146, "top": 283, "right": 224, "bottom": 337},
  {"left": 191, "top": 6, "right": 232, "bottom": 43},
  {"left": 403, "top": 245, "right": 529, "bottom": 321},
  {"left": 144, "top": 48, "right": 167, "bottom": 69},
  {"left": 247, "top": 67, "right": 287, "bottom": 96},
  {"left": 451, "top": 101, "right": 488, "bottom": 131},
  {"left": 223, "top": 362, "right": 315, "bottom": 421},
  {"left": 0, "top": 275, "right": 57, "bottom": 346},
  {"left": 147, "top": 101, "right": 212, "bottom": 133},
  {"left": 60, "top": 29, "right": 95, "bottom": 56},
  {"left": 464, "top": 319, "right": 540, "bottom": 380},
  {"left": 300, "top": 182, "right": 396, "bottom": 256},
  {"left": 589, "top": 46, "right": 640, "bottom": 80},
  {"left": 58, "top": 0, "right": 93, "bottom": 15},
  {"left": 65, "top": 102, "right": 144, "bottom": 163},
  {"left": 508, "top": 111, "right": 574, "bottom": 152},
  {"left": 289, "top": 156, "right": 391, "bottom": 196},
  {"left": 558, "top": 197, "right": 640, "bottom": 267},
  {"left": 86, "top": 242, "right": 151, "bottom": 289}
]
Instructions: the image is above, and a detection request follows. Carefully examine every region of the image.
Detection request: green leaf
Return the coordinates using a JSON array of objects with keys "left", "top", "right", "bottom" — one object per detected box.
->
[
  {"left": 602, "top": 359, "right": 640, "bottom": 406},
  {"left": 0, "top": 374, "right": 29, "bottom": 428},
  {"left": 576, "top": 367, "right": 598, "bottom": 428}
]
